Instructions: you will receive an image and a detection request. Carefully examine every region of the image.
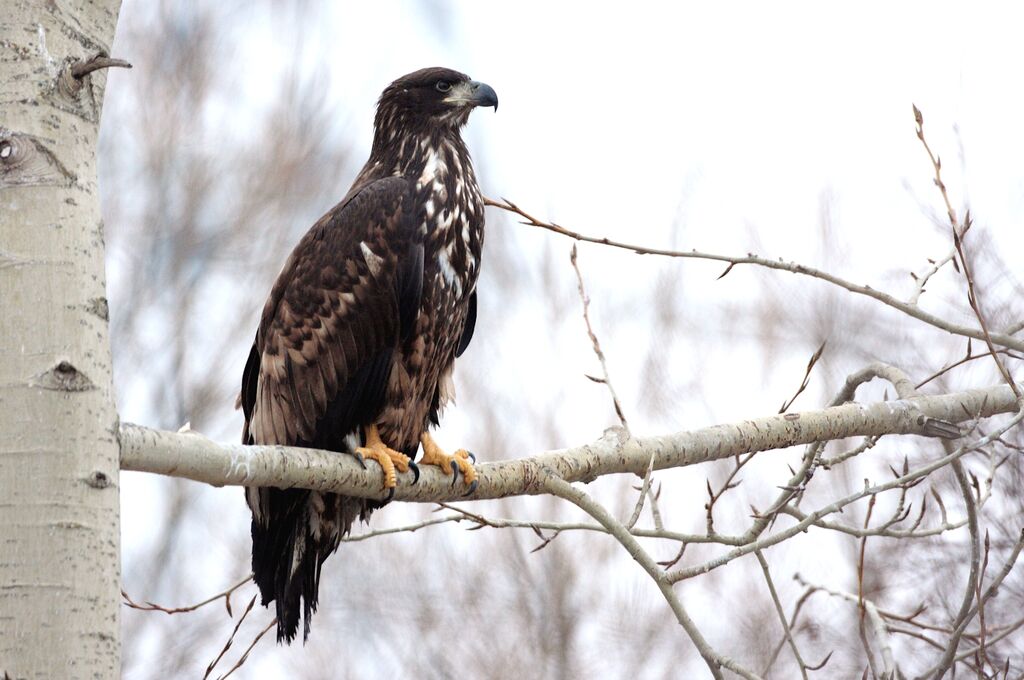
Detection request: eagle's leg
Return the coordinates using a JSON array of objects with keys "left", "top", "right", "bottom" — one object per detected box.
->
[
  {"left": 419, "top": 432, "right": 478, "bottom": 494},
  {"left": 356, "top": 424, "right": 414, "bottom": 500}
]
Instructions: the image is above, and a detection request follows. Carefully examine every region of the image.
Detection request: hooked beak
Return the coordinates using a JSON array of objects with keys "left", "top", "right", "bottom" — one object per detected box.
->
[{"left": 445, "top": 80, "right": 499, "bottom": 111}]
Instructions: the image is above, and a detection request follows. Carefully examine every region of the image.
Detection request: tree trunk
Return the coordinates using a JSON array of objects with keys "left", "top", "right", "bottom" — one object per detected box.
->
[{"left": 0, "top": 1, "right": 122, "bottom": 678}]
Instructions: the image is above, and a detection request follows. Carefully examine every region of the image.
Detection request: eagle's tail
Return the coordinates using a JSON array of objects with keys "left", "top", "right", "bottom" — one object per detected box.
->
[{"left": 248, "top": 487, "right": 365, "bottom": 643}]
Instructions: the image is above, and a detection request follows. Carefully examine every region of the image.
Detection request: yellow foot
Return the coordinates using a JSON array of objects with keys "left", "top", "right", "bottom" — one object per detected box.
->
[
  {"left": 419, "top": 432, "right": 478, "bottom": 495},
  {"left": 355, "top": 424, "right": 413, "bottom": 500}
]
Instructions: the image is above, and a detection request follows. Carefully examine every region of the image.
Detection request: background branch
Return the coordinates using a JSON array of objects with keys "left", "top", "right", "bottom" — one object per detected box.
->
[{"left": 486, "top": 197, "right": 1024, "bottom": 353}]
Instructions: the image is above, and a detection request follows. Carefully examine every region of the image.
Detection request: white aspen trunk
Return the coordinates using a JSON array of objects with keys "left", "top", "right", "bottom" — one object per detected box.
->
[{"left": 0, "top": 1, "right": 122, "bottom": 678}]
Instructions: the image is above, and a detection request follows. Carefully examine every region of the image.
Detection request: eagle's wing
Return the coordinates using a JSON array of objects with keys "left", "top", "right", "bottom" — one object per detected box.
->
[
  {"left": 241, "top": 175, "right": 422, "bottom": 449},
  {"left": 455, "top": 290, "right": 476, "bottom": 358}
]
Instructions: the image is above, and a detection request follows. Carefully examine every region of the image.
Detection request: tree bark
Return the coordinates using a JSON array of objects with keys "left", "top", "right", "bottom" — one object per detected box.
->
[
  {"left": 119, "top": 384, "right": 1020, "bottom": 503},
  {"left": 1, "top": 2, "right": 122, "bottom": 678}
]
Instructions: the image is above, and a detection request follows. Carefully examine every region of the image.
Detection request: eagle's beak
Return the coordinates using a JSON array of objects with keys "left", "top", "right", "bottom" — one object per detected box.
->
[{"left": 445, "top": 80, "right": 499, "bottom": 112}]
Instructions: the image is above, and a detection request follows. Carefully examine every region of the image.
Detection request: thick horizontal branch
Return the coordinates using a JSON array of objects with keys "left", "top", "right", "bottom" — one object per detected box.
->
[{"left": 118, "top": 384, "right": 1020, "bottom": 503}]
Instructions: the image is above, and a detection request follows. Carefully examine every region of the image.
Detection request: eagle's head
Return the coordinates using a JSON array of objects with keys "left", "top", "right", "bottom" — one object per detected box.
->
[{"left": 376, "top": 67, "right": 498, "bottom": 133}]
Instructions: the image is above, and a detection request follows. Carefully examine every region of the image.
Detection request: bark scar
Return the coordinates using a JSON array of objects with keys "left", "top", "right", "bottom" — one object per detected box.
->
[
  {"left": 0, "top": 128, "right": 76, "bottom": 189},
  {"left": 30, "top": 360, "right": 96, "bottom": 392}
]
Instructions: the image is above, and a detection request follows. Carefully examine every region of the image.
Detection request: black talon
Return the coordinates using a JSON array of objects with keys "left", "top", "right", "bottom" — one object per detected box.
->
[
  {"left": 409, "top": 461, "right": 420, "bottom": 484},
  {"left": 383, "top": 486, "right": 395, "bottom": 503},
  {"left": 467, "top": 451, "right": 477, "bottom": 464},
  {"left": 353, "top": 452, "right": 367, "bottom": 469},
  {"left": 449, "top": 459, "right": 460, "bottom": 486},
  {"left": 462, "top": 479, "right": 479, "bottom": 497}
]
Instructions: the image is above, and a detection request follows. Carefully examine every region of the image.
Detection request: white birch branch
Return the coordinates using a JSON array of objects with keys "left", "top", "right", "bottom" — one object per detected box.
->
[{"left": 119, "top": 384, "right": 1020, "bottom": 502}]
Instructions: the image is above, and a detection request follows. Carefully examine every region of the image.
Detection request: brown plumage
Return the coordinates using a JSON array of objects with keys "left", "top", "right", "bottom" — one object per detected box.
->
[{"left": 239, "top": 67, "right": 497, "bottom": 642}]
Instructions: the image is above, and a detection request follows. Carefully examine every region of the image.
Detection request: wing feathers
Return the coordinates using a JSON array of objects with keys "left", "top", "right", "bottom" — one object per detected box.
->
[{"left": 242, "top": 177, "right": 420, "bottom": 449}]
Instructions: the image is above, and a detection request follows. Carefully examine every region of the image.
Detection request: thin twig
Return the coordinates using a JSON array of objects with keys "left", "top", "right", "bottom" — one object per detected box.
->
[
  {"left": 916, "top": 340, "right": 1022, "bottom": 389},
  {"left": 626, "top": 453, "right": 656, "bottom": 530},
  {"left": 929, "top": 449, "right": 981, "bottom": 680},
  {"left": 668, "top": 404, "right": 1024, "bottom": 583},
  {"left": 216, "top": 618, "right": 276, "bottom": 680},
  {"left": 779, "top": 341, "right": 827, "bottom": 413},
  {"left": 761, "top": 588, "right": 823, "bottom": 677},
  {"left": 570, "top": 244, "right": 629, "bottom": 431},
  {"left": 794, "top": 575, "right": 899, "bottom": 679},
  {"left": 70, "top": 54, "right": 132, "bottom": 79},
  {"left": 203, "top": 595, "right": 257, "bottom": 679},
  {"left": 342, "top": 514, "right": 466, "bottom": 541},
  {"left": 121, "top": 575, "right": 252, "bottom": 616},
  {"left": 913, "top": 105, "right": 1022, "bottom": 399},
  {"left": 922, "top": 528, "right": 1024, "bottom": 679},
  {"left": 541, "top": 470, "right": 763, "bottom": 680},
  {"left": 485, "top": 197, "right": 1024, "bottom": 353},
  {"left": 756, "top": 550, "right": 810, "bottom": 679}
]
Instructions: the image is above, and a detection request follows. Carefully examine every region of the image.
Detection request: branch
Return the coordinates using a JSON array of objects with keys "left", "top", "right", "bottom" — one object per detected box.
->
[
  {"left": 122, "top": 575, "right": 251, "bottom": 616},
  {"left": 119, "top": 384, "right": 1020, "bottom": 501},
  {"left": 69, "top": 54, "right": 132, "bottom": 80},
  {"left": 794, "top": 575, "right": 899, "bottom": 678},
  {"left": 485, "top": 197, "right": 1024, "bottom": 353},
  {"left": 913, "top": 105, "right": 1022, "bottom": 400},
  {"left": 542, "top": 471, "right": 761, "bottom": 680},
  {"left": 570, "top": 244, "right": 629, "bottom": 430}
]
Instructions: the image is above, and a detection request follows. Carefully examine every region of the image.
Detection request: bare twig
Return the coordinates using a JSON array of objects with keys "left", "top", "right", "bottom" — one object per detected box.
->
[
  {"left": 761, "top": 588, "right": 823, "bottom": 677},
  {"left": 916, "top": 340, "right": 1022, "bottom": 389},
  {"left": 913, "top": 105, "right": 1022, "bottom": 400},
  {"left": 922, "top": 528, "right": 1024, "bottom": 679},
  {"left": 668, "top": 404, "right": 1024, "bottom": 583},
  {"left": 69, "top": 53, "right": 132, "bottom": 80},
  {"left": 541, "top": 470, "right": 762, "bottom": 680},
  {"left": 779, "top": 341, "right": 827, "bottom": 414},
  {"left": 929, "top": 450, "right": 981, "bottom": 680},
  {"left": 794, "top": 575, "right": 899, "bottom": 679},
  {"left": 341, "top": 514, "right": 466, "bottom": 541},
  {"left": 216, "top": 618, "right": 276, "bottom": 680},
  {"left": 755, "top": 550, "right": 809, "bottom": 679},
  {"left": 570, "top": 244, "right": 629, "bottom": 431},
  {"left": 203, "top": 595, "right": 257, "bottom": 679},
  {"left": 485, "top": 197, "right": 1024, "bottom": 353},
  {"left": 626, "top": 453, "right": 656, "bottom": 530},
  {"left": 121, "top": 575, "right": 252, "bottom": 616}
]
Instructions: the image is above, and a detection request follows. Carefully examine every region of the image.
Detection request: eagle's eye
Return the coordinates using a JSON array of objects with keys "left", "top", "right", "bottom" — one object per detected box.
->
[{"left": 435, "top": 80, "right": 451, "bottom": 93}]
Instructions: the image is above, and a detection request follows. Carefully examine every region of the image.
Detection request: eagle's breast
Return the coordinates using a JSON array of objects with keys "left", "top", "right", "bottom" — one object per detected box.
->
[
  {"left": 414, "top": 138, "right": 483, "bottom": 300},
  {"left": 378, "top": 136, "right": 483, "bottom": 451}
]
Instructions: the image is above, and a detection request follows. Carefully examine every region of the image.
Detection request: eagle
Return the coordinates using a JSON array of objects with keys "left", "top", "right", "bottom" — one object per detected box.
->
[{"left": 239, "top": 67, "right": 497, "bottom": 643}]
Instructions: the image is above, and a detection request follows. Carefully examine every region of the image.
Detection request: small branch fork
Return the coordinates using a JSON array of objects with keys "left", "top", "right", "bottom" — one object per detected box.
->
[
  {"left": 121, "top": 575, "right": 252, "bottom": 616},
  {"left": 122, "top": 576, "right": 274, "bottom": 679}
]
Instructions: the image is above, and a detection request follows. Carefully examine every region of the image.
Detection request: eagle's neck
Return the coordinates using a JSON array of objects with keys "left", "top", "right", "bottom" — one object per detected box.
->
[
  {"left": 358, "top": 125, "right": 483, "bottom": 300},
  {"left": 364, "top": 127, "right": 467, "bottom": 181}
]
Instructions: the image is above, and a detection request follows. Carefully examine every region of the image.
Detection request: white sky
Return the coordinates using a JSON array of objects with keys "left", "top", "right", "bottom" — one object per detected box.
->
[{"left": 109, "top": 2, "right": 1024, "bottom": 677}]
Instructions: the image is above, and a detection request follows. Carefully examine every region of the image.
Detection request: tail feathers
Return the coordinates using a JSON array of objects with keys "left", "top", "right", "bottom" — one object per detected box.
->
[
  {"left": 250, "top": 488, "right": 324, "bottom": 643},
  {"left": 249, "top": 488, "right": 369, "bottom": 643}
]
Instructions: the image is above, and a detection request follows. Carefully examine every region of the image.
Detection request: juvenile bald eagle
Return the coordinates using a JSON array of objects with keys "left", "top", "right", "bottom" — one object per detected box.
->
[{"left": 239, "top": 67, "right": 497, "bottom": 642}]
